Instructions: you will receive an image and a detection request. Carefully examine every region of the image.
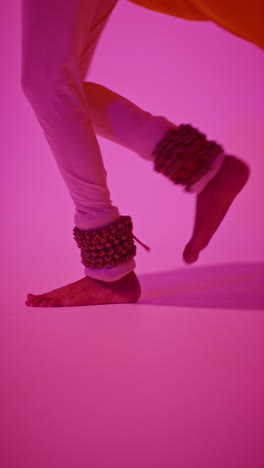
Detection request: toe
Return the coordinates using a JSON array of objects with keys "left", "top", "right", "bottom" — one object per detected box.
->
[
  {"left": 38, "top": 298, "right": 50, "bottom": 307},
  {"left": 183, "top": 242, "right": 199, "bottom": 264},
  {"left": 43, "top": 298, "right": 56, "bottom": 307},
  {"left": 29, "top": 295, "right": 39, "bottom": 305},
  {"left": 39, "top": 297, "right": 59, "bottom": 307},
  {"left": 31, "top": 296, "right": 45, "bottom": 307}
]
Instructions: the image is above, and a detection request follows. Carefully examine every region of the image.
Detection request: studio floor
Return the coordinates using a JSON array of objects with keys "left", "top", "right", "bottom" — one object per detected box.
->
[{"left": 1, "top": 263, "right": 264, "bottom": 468}]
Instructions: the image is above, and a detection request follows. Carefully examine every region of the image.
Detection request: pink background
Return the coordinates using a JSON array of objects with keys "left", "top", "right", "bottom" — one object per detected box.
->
[{"left": 1, "top": 1, "right": 264, "bottom": 467}]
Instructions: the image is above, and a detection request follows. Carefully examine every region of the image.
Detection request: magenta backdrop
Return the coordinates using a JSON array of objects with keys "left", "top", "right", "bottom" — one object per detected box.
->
[{"left": 1, "top": 1, "right": 264, "bottom": 467}]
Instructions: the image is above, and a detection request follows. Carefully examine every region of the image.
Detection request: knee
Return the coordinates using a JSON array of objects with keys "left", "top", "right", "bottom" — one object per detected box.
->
[
  {"left": 21, "top": 60, "right": 71, "bottom": 104},
  {"left": 20, "top": 71, "right": 32, "bottom": 99},
  {"left": 83, "top": 81, "right": 103, "bottom": 96},
  {"left": 83, "top": 81, "right": 97, "bottom": 90},
  {"left": 21, "top": 70, "right": 57, "bottom": 102},
  {"left": 21, "top": 76, "right": 33, "bottom": 98}
]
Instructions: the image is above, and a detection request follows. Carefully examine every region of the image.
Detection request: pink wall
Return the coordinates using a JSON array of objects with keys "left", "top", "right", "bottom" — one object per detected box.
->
[
  {"left": 1, "top": 1, "right": 264, "bottom": 305},
  {"left": 1, "top": 2, "right": 264, "bottom": 468}
]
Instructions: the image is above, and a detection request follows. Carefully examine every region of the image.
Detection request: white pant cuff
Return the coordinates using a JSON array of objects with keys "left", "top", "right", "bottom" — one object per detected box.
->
[{"left": 84, "top": 258, "right": 136, "bottom": 282}]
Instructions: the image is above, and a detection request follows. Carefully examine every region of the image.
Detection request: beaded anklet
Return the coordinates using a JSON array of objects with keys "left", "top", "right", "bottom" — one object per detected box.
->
[
  {"left": 152, "top": 123, "right": 225, "bottom": 192},
  {"left": 73, "top": 215, "right": 150, "bottom": 270}
]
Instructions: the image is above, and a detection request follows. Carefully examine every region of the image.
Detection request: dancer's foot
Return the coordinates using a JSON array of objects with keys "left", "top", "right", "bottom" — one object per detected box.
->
[
  {"left": 183, "top": 155, "right": 250, "bottom": 263},
  {"left": 25, "top": 271, "right": 141, "bottom": 307}
]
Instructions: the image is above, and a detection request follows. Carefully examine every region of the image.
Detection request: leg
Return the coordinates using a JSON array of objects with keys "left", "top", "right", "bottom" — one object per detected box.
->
[
  {"left": 82, "top": 83, "right": 250, "bottom": 263},
  {"left": 21, "top": 0, "right": 120, "bottom": 232},
  {"left": 21, "top": 0, "right": 140, "bottom": 306},
  {"left": 83, "top": 82, "right": 177, "bottom": 161}
]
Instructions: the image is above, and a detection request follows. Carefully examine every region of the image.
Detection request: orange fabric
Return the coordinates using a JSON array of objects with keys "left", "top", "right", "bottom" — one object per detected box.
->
[{"left": 127, "top": 0, "right": 264, "bottom": 50}]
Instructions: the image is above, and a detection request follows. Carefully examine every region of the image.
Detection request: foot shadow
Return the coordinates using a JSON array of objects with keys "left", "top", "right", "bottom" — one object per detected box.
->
[{"left": 138, "top": 262, "right": 264, "bottom": 310}]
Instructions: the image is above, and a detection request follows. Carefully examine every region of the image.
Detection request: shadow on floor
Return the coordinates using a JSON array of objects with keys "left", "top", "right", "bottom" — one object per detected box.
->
[{"left": 138, "top": 262, "right": 264, "bottom": 310}]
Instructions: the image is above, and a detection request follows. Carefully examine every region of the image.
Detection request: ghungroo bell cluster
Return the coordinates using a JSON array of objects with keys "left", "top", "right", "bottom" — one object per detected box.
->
[
  {"left": 73, "top": 215, "right": 137, "bottom": 269},
  {"left": 153, "top": 123, "right": 224, "bottom": 190}
]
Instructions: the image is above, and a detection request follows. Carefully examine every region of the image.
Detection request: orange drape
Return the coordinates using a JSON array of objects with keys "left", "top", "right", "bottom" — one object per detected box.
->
[{"left": 127, "top": 0, "right": 264, "bottom": 50}]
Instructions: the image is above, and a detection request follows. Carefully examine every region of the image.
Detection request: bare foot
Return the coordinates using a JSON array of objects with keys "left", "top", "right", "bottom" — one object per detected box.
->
[
  {"left": 25, "top": 271, "right": 141, "bottom": 307},
  {"left": 183, "top": 155, "right": 250, "bottom": 263}
]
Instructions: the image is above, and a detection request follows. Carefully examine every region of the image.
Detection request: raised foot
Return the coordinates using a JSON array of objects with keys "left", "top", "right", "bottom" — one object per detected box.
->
[
  {"left": 183, "top": 155, "right": 250, "bottom": 263},
  {"left": 25, "top": 271, "right": 141, "bottom": 307}
]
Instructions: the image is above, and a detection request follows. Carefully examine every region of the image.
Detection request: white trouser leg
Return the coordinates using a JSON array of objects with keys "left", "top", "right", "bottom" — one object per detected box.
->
[
  {"left": 83, "top": 82, "right": 177, "bottom": 161},
  {"left": 21, "top": 0, "right": 136, "bottom": 282},
  {"left": 84, "top": 82, "right": 225, "bottom": 194}
]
